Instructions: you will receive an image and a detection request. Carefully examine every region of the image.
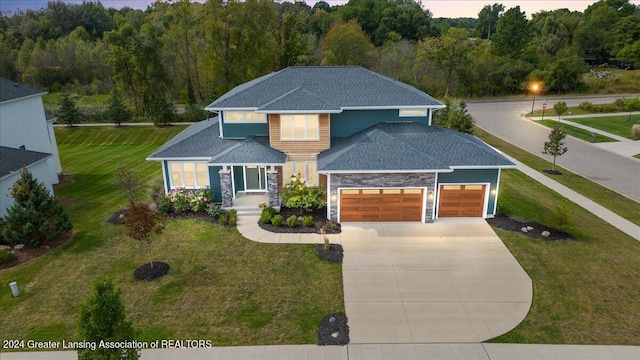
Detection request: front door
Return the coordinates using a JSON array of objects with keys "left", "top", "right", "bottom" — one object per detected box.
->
[{"left": 245, "top": 166, "right": 266, "bottom": 191}]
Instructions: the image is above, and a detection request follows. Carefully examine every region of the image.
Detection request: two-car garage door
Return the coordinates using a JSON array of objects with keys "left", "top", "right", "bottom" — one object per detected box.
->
[{"left": 340, "top": 189, "right": 423, "bottom": 222}]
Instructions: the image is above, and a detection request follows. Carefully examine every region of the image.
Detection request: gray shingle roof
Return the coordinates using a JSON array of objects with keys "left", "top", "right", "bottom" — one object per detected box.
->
[
  {"left": 206, "top": 66, "right": 443, "bottom": 111},
  {"left": 0, "top": 78, "right": 45, "bottom": 103},
  {"left": 0, "top": 146, "right": 51, "bottom": 178},
  {"left": 317, "top": 122, "right": 515, "bottom": 171},
  {"left": 147, "top": 118, "right": 285, "bottom": 164}
]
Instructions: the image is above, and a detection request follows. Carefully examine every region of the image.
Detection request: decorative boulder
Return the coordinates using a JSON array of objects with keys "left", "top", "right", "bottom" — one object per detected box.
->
[
  {"left": 526, "top": 226, "right": 534, "bottom": 231},
  {"left": 521, "top": 227, "right": 529, "bottom": 233},
  {"left": 541, "top": 231, "right": 551, "bottom": 237}
]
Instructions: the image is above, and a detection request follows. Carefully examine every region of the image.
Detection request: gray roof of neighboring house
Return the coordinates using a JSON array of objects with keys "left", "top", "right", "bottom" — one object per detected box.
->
[
  {"left": 0, "top": 77, "right": 45, "bottom": 103},
  {"left": 206, "top": 66, "right": 443, "bottom": 112},
  {"left": 0, "top": 146, "right": 51, "bottom": 178},
  {"left": 147, "top": 118, "right": 285, "bottom": 164},
  {"left": 317, "top": 122, "right": 515, "bottom": 172}
]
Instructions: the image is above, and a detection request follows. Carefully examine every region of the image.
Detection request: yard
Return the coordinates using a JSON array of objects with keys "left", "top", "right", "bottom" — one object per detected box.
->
[
  {"left": 568, "top": 114, "right": 640, "bottom": 139},
  {"left": 0, "top": 126, "right": 344, "bottom": 347},
  {"left": 535, "top": 120, "right": 616, "bottom": 143}
]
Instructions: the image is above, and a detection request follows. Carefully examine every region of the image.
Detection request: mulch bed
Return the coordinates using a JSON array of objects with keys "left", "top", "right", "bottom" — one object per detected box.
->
[
  {"left": 317, "top": 313, "right": 349, "bottom": 345},
  {"left": 316, "top": 244, "right": 343, "bottom": 263},
  {"left": 106, "top": 208, "right": 128, "bottom": 225},
  {"left": 0, "top": 232, "right": 72, "bottom": 270},
  {"left": 543, "top": 169, "right": 562, "bottom": 175},
  {"left": 258, "top": 206, "right": 341, "bottom": 234},
  {"left": 134, "top": 261, "right": 170, "bottom": 281},
  {"left": 487, "top": 214, "right": 572, "bottom": 241}
]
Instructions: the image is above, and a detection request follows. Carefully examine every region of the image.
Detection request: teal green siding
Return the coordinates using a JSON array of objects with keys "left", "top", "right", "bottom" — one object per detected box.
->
[
  {"left": 437, "top": 169, "right": 499, "bottom": 215},
  {"left": 233, "top": 166, "right": 245, "bottom": 192},
  {"left": 331, "top": 109, "right": 431, "bottom": 137},
  {"left": 222, "top": 123, "right": 269, "bottom": 138},
  {"left": 208, "top": 166, "right": 223, "bottom": 202}
]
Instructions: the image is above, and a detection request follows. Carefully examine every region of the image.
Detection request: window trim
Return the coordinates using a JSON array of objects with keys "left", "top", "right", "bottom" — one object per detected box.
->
[
  {"left": 283, "top": 160, "right": 319, "bottom": 186},
  {"left": 280, "top": 114, "right": 320, "bottom": 140},
  {"left": 168, "top": 161, "right": 210, "bottom": 189},
  {"left": 224, "top": 111, "right": 267, "bottom": 123},
  {"left": 399, "top": 108, "right": 428, "bottom": 117}
]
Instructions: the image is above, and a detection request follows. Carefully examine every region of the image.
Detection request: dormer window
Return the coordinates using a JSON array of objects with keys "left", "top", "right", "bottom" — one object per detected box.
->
[
  {"left": 399, "top": 108, "right": 427, "bottom": 117},
  {"left": 224, "top": 111, "right": 266, "bottom": 123},
  {"left": 280, "top": 114, "right": 319, "bottom": 140}
]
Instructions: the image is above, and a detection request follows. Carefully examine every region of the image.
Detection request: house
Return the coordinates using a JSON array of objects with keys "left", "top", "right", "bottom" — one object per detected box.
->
[
  {"left": 148, "top": 66, "right": 514, "bottom": 222},
  {"left": 0, "top": 78, "right": 62, "bottom": 217}
]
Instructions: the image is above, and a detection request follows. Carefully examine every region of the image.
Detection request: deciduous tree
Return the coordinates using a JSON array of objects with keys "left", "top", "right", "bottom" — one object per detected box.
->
[
  {"left": 321, "top": 20, "right": 373, "bottom": 66},
  {"left": 542, "top": 125, "right": 568, "bottom": 171},
  {"left": 492, "top": 6, "right": 530, "bottom": 57},
  {"left": 554, "top": 101, "right": 568, "bottom": 120}
]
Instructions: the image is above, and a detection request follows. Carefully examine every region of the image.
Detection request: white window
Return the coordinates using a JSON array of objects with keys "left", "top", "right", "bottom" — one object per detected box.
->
[
  {"left": 399, "top": 108, "right": 428, "bottom": 117},
  {"left": 283, "top": 161, "right": 318, "bottom": 186},
  {"left": 224, "top": 111, "right": 267, "bottom": 123},
  {"left": 280, "top": 115, "right": 319, "bottom": 140},
  {"left": 169, "top": 162, "right": 209, "bottom": 188}
]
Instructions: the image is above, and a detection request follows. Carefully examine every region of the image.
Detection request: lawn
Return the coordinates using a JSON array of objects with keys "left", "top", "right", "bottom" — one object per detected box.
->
[
  {"left": 536, "top": 120, "right": 616, "bottom": 143},
  {"left": 568, "top": 114, "right": 640, "bottom": 139},
  {"left": 474, "top": 126, "right": 640, "bottom": 227},
  {"left": 488, "top": 169, "right": 640, "bottom": 345},
  {"left": 0, "top": 126, "right": 344, "bottom": 347}
]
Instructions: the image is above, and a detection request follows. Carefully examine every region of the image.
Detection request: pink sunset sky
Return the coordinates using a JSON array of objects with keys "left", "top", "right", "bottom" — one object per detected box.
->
[{"left": 1, "top": 0, "right": 639, "bottom": 18}]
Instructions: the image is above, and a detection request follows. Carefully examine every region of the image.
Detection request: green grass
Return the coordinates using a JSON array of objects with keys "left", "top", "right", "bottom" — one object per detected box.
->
[
  {"left": 634, "top": 154, "right": 640, "bottom": 159},
  {"left": 43, "top": 93, "right": 110, "bottom": 106},
  {"left": 474, "top": 126, "right": 640, "bottom": 227},
  {"left": 488, "top": 169, "right": 640, "bottom": 345},
  {"left": 568, "top": 114, "right": 640, "bottom": 139},
  {"left": 0, "top": 126, "right": 344, "bottom": 347},
  {"left": 536, "top": 120, "right": 617, "bottom": 143}
]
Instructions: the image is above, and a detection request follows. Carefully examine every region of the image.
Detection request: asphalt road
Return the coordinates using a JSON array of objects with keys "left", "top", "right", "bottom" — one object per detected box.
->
[{"left": 467, "top": 95, "right": 640, "bottom": 203}]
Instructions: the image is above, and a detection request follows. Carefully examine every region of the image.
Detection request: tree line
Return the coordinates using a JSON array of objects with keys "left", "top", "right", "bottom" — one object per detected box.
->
[{"left": 1, "top": 0, "right": 638, "bottom": 119}]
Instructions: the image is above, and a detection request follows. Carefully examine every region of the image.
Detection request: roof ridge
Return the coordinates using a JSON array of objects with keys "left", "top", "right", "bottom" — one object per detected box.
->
[{"left": 257, "top": 86, "right": 302, "bottom": 109}]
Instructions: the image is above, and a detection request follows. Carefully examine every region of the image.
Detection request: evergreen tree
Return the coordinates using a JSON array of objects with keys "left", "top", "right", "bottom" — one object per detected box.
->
[
  {"left": 78, "top": 277, "right": 139, "bottom": 360},
  {"left": 434, "top": 98, "right": 475, "bottom": 134},
  {"left": 542, "top": 125, "right": 568, "bottom": 171},
  {"left": 2, "top": 168, "right": 72, "bottom": 247},
  {"left": 106, "top": 90, "right": 132, "bottom": 127},
  {"left": 58, "top": 93, "right": 82, "bottom": 127}
]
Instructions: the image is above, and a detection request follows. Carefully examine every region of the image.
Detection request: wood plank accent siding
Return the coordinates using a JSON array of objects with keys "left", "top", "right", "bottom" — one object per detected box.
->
[{"left": 269, "top": 114, "right": 330, "bottom": 154}]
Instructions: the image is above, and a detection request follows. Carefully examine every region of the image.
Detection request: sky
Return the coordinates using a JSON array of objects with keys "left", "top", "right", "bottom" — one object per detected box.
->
[{"left": 1, "top": 0, "right": 639, "bottom": 18}]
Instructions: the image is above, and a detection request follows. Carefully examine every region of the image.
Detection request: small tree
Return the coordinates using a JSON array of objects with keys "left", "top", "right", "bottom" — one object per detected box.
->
[
  {"left": 113, "top": 167, "right": 145, "bottom": 204},
  {"left": 281, "top": 174, "right": 327, "bottom": 214},
  {"left": 433, "top": 98, "right": 475, "bottom": 134},
  {"left": 124, "top": 202, "right": 165, "bottom": 268},
  {"left": 542, "top": 125, "right": 568, "bottom": 172},
  {"left": 624, "top": 97, "right": 640, "bottom": 122},
  {"left": 106, "top": 90, "right": 132, "bottom": 127},
  {"left": 78, "top": 277, "right": 139, "bottom": 360},
  {"left": 2, "top": 168, "right": 72, "bottom": 247},
  {"left": 553, "top": 101, "right": 568, "bottom": 120},
  {"left": 58, "top": 93, "right": 82, "bottom": 127}
]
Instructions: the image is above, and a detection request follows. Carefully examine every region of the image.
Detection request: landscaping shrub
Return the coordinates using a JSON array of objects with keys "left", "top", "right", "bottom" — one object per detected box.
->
[
  {"left": 167, "top": 188, "right": 214, "bottom": 214},
  {"left": 155, "top": 195, "right": 173, "bottom": 214},
  {"left": 271, "top": 215, "right": 283, "bottom": 227},
  {"left": 172, "top": 191, "right": 191, "bottom": 214},
  {"left": 286, "top": 215, "right": 298, "bottom": 227},
  {"left": 325, "top": 220, "right": 339, "bottom": 231},
  {"left": 302, "top": 215, "right": 314, "bottom": 227},
  {"left": 228, "top": 209, "right": 238, "bottom": 226},
  {"left": 206, "top": 204, "right": 225, "bottom": 219},
  {"left": 219, "top": 213, "right": 229, "bottom": 225},
  {"left": 281, "top": 174, "right": 326, "bottom": 213},
  {"left": 630, "top": 124, "right": 640, "bottom": 140},
  {"left": 260, "top": 208, "right": 275, "bottom": 224},
  {"left": 0, "top": 248, "right": 15, "bottom": 264}
]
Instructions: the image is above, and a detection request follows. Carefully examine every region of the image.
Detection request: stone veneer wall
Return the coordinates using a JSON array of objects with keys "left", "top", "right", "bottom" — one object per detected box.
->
[
  {"left": 329, "top": 173, "right": 436, "bottom": 222},
  {"left": 219, "top": 170, "right": 233, "bottom": 208},
  {"left": 266, "top": 170, "right": 279, "bottom": 207}
]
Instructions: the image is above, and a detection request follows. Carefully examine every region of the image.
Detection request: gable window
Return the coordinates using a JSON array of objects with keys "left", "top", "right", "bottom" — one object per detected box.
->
[
  {"left": 169, "top": 162, "right": 209, "bottom": 188},
  {"left": 224, "top": 111, "right": 267, "bottom": 123},
  {"left": 280, "top": 115, "right": 319, "bottom": 140},
  {"left": 399, "top": 108, "right": 428, "bottom": 117},
  {"left": 283, "top": 161, "right": 318, "bottom": 186}
]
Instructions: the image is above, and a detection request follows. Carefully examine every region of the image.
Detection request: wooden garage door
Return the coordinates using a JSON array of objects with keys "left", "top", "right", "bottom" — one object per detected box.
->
[
  {"left": 340, "top": 189, "right": 423, "bottom": 222},
  {"left": 438, "top": 185, "right": 486, "bottom": 217}
]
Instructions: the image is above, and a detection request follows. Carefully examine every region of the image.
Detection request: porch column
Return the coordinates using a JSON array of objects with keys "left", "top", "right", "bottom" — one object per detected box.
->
[
  {"left": 267, "top": 170, "right": 279, "bottom": 207},
  {"left": 219, "top": 169, "right": 233, "bottom": 208}
]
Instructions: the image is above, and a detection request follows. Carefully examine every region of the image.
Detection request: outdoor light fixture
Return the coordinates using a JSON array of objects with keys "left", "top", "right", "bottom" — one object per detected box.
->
[
  {"left": 491, "top": 188, "right": 496, "bottom": 195},
  {"left": 330, "top": 191, "right": 337, "bottom": 202},
  {"left": 427, "top": 191, "right": 434, "bottom": 200}
]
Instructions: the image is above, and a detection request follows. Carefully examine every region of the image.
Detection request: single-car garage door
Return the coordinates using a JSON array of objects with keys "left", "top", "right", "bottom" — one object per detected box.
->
[
  {"left": 438, "top": 184, "right": 486, "bottom": 217},
  {"left": 340, "top": 189, "right": 423, "bottom": 222}
]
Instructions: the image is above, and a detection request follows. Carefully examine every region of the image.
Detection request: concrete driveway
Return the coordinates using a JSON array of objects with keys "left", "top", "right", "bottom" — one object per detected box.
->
[{"left": 341, "top": 219, "right": 532, "bottom": 344}]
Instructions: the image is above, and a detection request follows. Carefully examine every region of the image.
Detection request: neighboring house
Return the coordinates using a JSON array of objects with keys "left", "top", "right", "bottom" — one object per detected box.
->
[
  {"left": 0, "top": 78, "right": 62, "bottom": 218},
  {"left": 148, "top": 66, "right": 514, "bottom": 223}
]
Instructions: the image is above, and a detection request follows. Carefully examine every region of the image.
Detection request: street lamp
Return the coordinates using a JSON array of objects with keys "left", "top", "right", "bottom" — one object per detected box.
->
[{"left": 530, "top": 83, "right": 539, "bottom": 116}]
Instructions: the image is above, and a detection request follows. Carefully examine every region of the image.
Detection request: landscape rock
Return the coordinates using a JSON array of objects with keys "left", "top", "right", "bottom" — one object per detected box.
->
[
  {"left": 541, "top": 231, "right": 551, "bottom": 237},
  {"left": 527, "top": 226, "right": 534, "bottom": 231},
  {"left": 14, "top": 244, "right": 25, "bottom": 250},
  {"left": 521, "top": 227, "right": 529, "bottom": 233}
]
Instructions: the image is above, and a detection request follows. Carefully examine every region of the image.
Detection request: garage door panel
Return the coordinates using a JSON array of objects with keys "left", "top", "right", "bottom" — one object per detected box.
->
[
  {"left": 340, "top": 189, "right": 423, "bottom": 222},
  {"left": 438, "top": 185, "right": 485, "bottom": 218}
]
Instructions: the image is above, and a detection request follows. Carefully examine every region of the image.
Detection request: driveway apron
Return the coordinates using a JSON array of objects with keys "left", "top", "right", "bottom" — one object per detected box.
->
[{"left": 341, "top": 219, "right": 532, "bottom": 344}]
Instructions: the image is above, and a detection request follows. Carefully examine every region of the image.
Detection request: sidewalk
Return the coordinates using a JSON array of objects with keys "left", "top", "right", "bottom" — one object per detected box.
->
[{"left": 3, "top": 343, "right": 639, "bottom": 359}]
